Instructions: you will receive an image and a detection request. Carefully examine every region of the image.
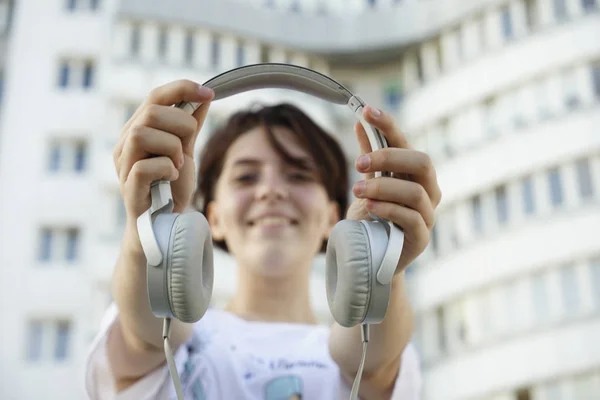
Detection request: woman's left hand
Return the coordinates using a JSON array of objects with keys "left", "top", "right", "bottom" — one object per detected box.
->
[{"left": 345, "top": 105, "right": 442, "bottom": 273}]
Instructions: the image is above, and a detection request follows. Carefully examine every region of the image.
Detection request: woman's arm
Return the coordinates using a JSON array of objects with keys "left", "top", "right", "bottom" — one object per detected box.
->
[
  {"left": 330, "top": 105, "right": 441, "bottom": 399},
  {"left": 328, "top": 272, "right": 413, "bottom": 400}
]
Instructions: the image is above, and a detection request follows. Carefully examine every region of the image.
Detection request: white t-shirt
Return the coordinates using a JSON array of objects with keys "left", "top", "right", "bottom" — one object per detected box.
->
[{"left": 84, "top": 303, "right": 422, "bottom": 399}]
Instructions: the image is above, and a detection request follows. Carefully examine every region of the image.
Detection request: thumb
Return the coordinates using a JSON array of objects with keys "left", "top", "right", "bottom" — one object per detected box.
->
[{"left": 354, "top": 121, "right": 375, "bottom": 180}]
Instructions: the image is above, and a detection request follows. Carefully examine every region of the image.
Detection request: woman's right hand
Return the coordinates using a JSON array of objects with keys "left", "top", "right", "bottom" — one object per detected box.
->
[{"left": 113, "top": 79, "right": 215, "bottom": 226}]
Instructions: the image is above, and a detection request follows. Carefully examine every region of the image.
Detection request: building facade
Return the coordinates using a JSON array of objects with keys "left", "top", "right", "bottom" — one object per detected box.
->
[{"left": 0, "top": 0, "right": 598, "bottom": 399}]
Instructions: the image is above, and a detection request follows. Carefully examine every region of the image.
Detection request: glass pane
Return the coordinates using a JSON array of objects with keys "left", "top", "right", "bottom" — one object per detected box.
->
[
  {"left": 576, "top": 158, "right": 594, "bottom": 199},
  {"left": 472, "top": 195, "right": 483, "bottom": 232},
  {"left": 82, "top": 61, "right": 94, "bottom": 88},
  {"left": 74, "top": 142, "right": 86, "bottom": 172},
  {"left": 548, "top": 168, "right": 563, "bottom": 207},
  {"left": 39, "top": 229, "right": 53, "bottom": 262},
  {"left": 560, "top": 265, "right": 580, "bottom": 315},
  {"left": 522, "top": 177, "right": 536, "bottom": 215},
  {"left": 65, "top": 229, "right": 79, "bottom": 262},
  {"left": 532, "top": 273, "right": 551, "bottom": 324},
  {"left": 495, "top": 186, "right": 509, "bottom": 224},
  {"left": 58, "top": 62, "right": 69, "bottom": 88},
  {"left": 48, "top": 144, "right": 61, "bottom": 172},
  {"left": 26, "top": 321, "right": 43, "bottom": 361},
  {"left": 54, "top": 321, "right": 71, "bottom": 361}
]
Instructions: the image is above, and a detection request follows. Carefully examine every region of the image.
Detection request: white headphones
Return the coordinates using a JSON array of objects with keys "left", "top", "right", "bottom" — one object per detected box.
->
[{"left": 136, "top": 63, "right": 405, "bottom": 400}]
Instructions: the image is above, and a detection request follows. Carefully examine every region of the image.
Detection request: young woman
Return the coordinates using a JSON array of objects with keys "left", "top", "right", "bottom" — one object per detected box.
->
[{"left": 84, "top": 79, "right": 441, "bottom": 399}]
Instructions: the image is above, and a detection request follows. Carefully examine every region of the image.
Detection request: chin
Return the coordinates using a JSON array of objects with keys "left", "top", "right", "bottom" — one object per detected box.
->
[{"left": 246, "top": 245, "right": 304, "bottom": 278}]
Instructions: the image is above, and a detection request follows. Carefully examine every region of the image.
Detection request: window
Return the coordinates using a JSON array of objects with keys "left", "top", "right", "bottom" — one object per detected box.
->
[
  {"left": 82, "top": 60, "right": 94, "bottom": 88},
  {"left": 522, "top": 176, "right": 536, "bottom": 215},
  {"left": 158, "top": 27, "right": 168, "bottom": 60},
  {"left": 591, "top": 258, "right": 600, "bottom": 307},
  {"left": 415, "top": 53, "right": 424, "bottom": 84},
  {"left": 560, "top": 264, "right": 580, "bottom": 314},
  {"left": 48, "top": 143, "right": 62, "bottom": 172},
  {"left": 501, "top": 6, "right": 513, "bottom": 40},
  {"left": 383, "top": 80, "right": 403, "bottom": 110},
  {"left": 65, "top": 0, "right": 99, "bottom": 11},
  {"left": 47, "top": 140, "right": 88, "bottom": 173},
  {"left": 516, "top": 387, "right": 532, "bottom": 400},
  {"left": 54, "top": 321, "right": 71, "bottom": 360},
  {"left": 435, "top": 306, "right": 446, "bottom": 354},
  {"left": 25, "top": 319, "right": 72, "bottom": 362},
  {"left": 576, "top": 158, "right": 594, "bottom": 199},
  {"left": 548, "top": 168, "right": 563, "bottom": 207},
  {"left": 531, "top": 273, "right": 551, "bottom": 323},
  {"left": 472, "top": 195, "right": 483, "bottom": 232},
  {"left": 184, "top": 31, "right": 194, "bottom": 65},
  {"left": 58, "top": 61, "right": 70, "bottom": 88},
  {"left": 130, "top": 24, "right": 141, "bottom": 56},
  {"left": 484, "top": 97, "right": 499, "bottom": 136},
  {"left": 74, "top": 142, "right": 86, "bottom": 172},
  {"left": 563, "top": 69, "right": 580, "bottom": 109},
  {"left": 236, "top": 43, "right": 245, "bottom": 67},
  {"left": 37, "top": 227, "right": 81, "bottom": 263},
  {"left": 591, "top": 64, "right": 600, "bottom": 99},
  {"left": 553, "top": 0, "right": 568, "bottom": 21},
  {"left": 57, "top": 59, "right": 95, "bottom": 89},
  {"left": 65, "top": 228, "right": 79, "bottom": 262},
  {"left": 210, "top": 35, "right": 220, "bottom": 67},
  {"left": 536, "top": 79, "right": 552, "bottom": 119},
  {"left": 524, "top": 0, "right": 539, "bottom": 31},
  {"left": 39, "top": 228, "right": 53, "bottom": 261},
  {"left": 582, "top": 0, "right": 597, "bottom": 12},
  {"left": 26, "top": 321, "right": 43, "bottom": 361},
  {"left": 495, "top": 185, "right": 509, "bottom": 224}
]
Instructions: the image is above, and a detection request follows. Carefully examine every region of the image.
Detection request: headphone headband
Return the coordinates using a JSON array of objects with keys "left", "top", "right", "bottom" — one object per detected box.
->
[{"left": 177, "top": 63, "right": 389, "bottom": 154}]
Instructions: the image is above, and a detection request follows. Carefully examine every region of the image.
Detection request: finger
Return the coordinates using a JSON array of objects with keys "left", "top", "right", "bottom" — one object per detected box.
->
[
  {"left": 123, "top": 157, "right": 180, "bottom": 217},
  {"left": 357, "top": 148, "right": 442, "bottom": 207},
  {"left": 366, "top": 199, "right": 430, "bottom": 268},
  {"left": 362, "top": 105, "right": 411, "bottom": 149},
  {"left": 135, "top": 104, "right": 200, "bottom": 155},
  {"left": 353, "top": 177, "right": 435, "bottom": 229},
  {"left": 115, "top": 80, "right": 215, "bottom": 160},
  {"left": 118, "top": 126, "right": 185, "bottom": 184},
  {"left": 144, "top": 79, "right": 215, "bottom": 108}
]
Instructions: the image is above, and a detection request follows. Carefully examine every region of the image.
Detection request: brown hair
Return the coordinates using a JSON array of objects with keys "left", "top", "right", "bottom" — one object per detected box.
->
[{"left": 194, "top": 102, "right": 349, "bottom": 253}]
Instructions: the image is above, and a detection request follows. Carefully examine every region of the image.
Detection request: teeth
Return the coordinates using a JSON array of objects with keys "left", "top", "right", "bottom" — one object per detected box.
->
[{"left": 254, "top": 217, "right": 289, "bottom": 226}]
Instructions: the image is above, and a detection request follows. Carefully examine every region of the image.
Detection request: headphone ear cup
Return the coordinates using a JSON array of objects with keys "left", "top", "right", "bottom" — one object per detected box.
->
[
  {"left": 325, "top": 219, "right": 372, "bottom": 328},
  {"left": 166, "top": 211, "right": 214, "bottom": 323}
]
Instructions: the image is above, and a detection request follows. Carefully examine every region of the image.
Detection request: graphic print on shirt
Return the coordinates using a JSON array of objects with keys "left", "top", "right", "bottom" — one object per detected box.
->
[{"left": 264, "top": 375, "right": 304, "bottom": 400}]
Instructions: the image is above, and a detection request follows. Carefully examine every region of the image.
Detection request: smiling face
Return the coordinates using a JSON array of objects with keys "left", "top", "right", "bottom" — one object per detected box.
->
[{"left": 206, "top": 125, "right": 340, "bottom": 278}]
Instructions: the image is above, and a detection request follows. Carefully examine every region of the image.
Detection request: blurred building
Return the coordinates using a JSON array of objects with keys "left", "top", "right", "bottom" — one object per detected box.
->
[{"left": 0, "top": 0, "right": 598, "bottom": 399}]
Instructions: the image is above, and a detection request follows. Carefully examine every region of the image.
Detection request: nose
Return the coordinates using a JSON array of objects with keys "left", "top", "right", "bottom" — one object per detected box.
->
[{"left": 255, "top": 169, "right": 289, "bottom": 201}]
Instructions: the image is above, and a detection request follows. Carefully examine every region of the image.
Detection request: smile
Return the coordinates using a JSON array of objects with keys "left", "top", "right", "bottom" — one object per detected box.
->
[{"left": 248, "top": 216, "right": 299, "bottom": 226}]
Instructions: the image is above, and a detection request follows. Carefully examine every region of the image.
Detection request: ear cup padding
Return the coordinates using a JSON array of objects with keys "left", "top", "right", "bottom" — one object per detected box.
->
[
  {"left": 167, "top": 212, "right": 214, "bottom": 323},
  {"left": 326, "top": 219, "right": 372, "bottom": 327}
]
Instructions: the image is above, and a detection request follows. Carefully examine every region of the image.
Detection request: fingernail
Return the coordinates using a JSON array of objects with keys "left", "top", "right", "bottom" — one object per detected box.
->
[
  {"left": 354, "top": 180, "right": 366, "bottom": 195},
  {"left": 178, "top": 156, "right": 185, "bottom": 169},
  {"left": 198, "top": 85, "right": 214, "bottom": 97},
  {"left": 369, "top": 107, "right": 381, "bottom": 118},
  {"left": 357, "top": 154, "right": 370, "bottom": 170}
]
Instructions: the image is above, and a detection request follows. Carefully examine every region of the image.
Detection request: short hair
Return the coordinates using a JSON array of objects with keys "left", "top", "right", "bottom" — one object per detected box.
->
[{"left": 194, "top": 103, "right": 349, "bottom": 253}]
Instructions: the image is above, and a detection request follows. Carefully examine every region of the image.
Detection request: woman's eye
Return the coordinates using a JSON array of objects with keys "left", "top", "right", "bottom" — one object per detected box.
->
[
  {"left": 234, "top": 174, "right": 257, "bottom": 183},
  {"left": 289, "top": 172, "right": 313, "bottom": 181}
]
